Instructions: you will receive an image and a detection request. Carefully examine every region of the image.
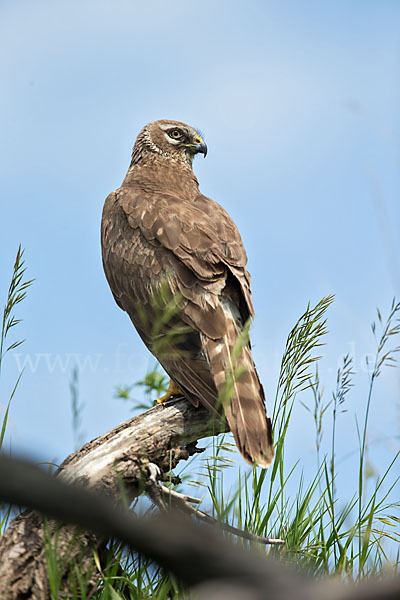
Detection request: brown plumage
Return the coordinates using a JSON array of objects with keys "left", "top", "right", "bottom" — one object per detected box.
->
[{"left": 101, "top": 119, "right": 274, "bottom": 467}]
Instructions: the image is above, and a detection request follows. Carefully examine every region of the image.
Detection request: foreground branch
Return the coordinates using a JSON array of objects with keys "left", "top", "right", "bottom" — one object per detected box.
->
[
  {"left": 0, "top": 455, "right": 399, "bottom": 600},
  {"left": 0, "top": 398, "right": 228, "bottom": 599}
]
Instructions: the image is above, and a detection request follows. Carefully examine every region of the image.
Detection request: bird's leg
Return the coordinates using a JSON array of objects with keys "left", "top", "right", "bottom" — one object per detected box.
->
[{"left": 156, "top": 379, "right": 183, "bottom": 404}]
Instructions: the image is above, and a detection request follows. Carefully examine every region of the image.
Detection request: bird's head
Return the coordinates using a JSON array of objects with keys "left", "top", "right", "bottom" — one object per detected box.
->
[{"left": 131, "top": 120, "right": 207, "bottom": 168}]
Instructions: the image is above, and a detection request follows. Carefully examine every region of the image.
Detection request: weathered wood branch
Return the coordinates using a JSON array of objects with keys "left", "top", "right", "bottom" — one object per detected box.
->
[
  {"left": 1, "top": 455, "right": 399, "bottom": 600},
  {"left": 0, "top": 398, "right": 228, "bottom": 599},
  {"left": 155, "top": 474, "right": 284, "bottom": 546},
  {"left": 2, "top": 397, "right": 397, "bottom": 600}
]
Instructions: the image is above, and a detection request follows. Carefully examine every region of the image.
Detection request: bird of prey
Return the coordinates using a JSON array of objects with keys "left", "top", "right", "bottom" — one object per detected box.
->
[{"left": 101, "top": 120, "right": 274, "bottom": 467}]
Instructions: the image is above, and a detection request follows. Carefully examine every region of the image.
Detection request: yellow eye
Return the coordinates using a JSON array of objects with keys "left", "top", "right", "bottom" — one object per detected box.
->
[{"left": 169, "top": 129, "right": 182, "bottom": 139}]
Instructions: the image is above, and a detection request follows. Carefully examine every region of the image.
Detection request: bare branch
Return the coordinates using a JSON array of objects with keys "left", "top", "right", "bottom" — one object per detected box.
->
[
  {"left": 0, "top": 398, "right": 228, "bottom": 599},
  {"left": 0, "top": 452, "right": 399, "bottom": 600}
]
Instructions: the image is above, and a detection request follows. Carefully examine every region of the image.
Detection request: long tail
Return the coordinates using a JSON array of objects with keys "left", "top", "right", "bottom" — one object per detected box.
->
[{"left": 201, "top": 302, "right": 274, "bottom": 468}]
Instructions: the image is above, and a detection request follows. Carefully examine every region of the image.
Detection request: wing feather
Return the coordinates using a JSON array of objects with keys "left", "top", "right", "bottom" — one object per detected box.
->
[{"left": 101, "top": 176, "right": 273, "bottom": 467}]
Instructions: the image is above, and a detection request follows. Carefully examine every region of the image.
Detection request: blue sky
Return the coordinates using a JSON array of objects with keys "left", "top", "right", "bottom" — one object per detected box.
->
[{"left": 1, "top": 0, "right": 399, "bottom": 504}]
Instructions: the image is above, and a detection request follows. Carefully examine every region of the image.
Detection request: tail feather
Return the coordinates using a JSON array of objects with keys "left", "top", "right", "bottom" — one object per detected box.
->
[{"left": 202, "top": 304, "right": 274, "bottom": 468}]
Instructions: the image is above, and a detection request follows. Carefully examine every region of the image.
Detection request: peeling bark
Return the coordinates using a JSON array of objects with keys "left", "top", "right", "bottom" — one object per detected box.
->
[{"left": 0, "top": 398, "right": 227, "bottom": 599}]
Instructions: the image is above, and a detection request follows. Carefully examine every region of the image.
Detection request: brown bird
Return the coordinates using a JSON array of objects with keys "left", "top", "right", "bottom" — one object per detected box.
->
[{"left": 101, "top": 120, "right": 274, "bottom": 467}]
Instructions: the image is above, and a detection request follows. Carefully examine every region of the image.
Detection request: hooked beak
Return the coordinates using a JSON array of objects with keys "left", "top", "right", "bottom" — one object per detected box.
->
[
  {"left": 194, "top": 140, "right": 207, "bottom": 157},
  {"left": 192, "top": 135, "right": 207, "bottom": 158}
]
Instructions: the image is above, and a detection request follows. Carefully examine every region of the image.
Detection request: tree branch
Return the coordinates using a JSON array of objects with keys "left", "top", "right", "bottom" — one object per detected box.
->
[
  {"left": 0, "top": 397, "right": 228, "bottom": 599},
  {"left": 155, "top": 472, "right": 284, "bottom": 546},
  {"left": 1, "top": 454, "right": 398, "bottom": 600}
]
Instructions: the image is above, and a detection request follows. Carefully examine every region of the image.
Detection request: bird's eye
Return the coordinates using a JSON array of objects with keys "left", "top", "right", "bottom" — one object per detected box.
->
[{"left": 169, "top": 129, "right": 182, "bottom": 139}]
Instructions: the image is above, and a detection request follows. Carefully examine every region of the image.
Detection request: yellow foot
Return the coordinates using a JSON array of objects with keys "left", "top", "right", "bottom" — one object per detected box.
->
[{"left": 156, "top": 379, "right": 183, "bottom": 404}]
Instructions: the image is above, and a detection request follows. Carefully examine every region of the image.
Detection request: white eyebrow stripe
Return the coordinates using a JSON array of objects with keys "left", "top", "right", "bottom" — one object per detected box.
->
[{"left": 159, "top": 123, "right": 178, "bottom": 131}]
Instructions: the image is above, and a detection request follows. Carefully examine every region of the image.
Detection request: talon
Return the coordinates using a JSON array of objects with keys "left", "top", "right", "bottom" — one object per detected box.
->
[{"left": 156, "top": 379, "right": 183, "bottom": 404}]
